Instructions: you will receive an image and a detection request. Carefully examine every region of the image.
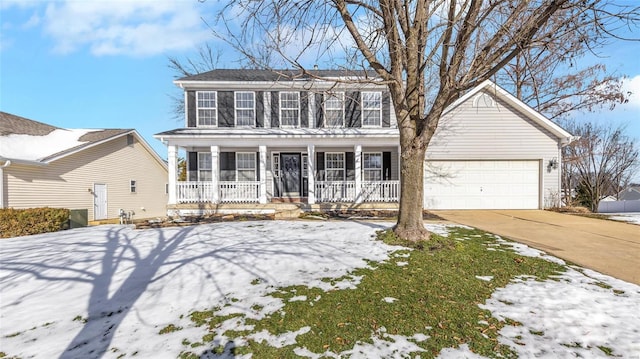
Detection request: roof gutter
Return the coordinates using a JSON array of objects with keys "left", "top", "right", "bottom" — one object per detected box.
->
[{"left": 0, "top": 160, "right": 11, "bottom": 209}]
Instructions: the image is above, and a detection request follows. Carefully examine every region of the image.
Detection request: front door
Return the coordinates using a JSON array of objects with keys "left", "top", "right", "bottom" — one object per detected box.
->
[
  {"left": 281, "top": 153, "right": 301, "bottom": 197},
  {"left": 93, "top": 183, "right": 108, "bottom": 220}
]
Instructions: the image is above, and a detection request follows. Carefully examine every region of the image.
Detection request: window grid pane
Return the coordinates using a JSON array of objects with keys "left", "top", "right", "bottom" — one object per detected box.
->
[
  {"left": 325, "top": 153, "right": 345, "bottom": 181},
  {"left": 236, "top": 152, "right": 256, "bottom": 181},
  {"left": 280, "top": 92, "right": 300, "bottom": 127},
  {"left": 363, "top": 153, "right": 382, "bottom": 181},
  {"left": 198, "top": 153, "right": 212, "bottom": 181},
  {"left": 197, "top": 92, "right": 217, "bottom": 127},
  {"left": 362, "top": 92, "right": 382, "bottom": 127},
  {"left": 235, "top": 92, "right": 255, "bottom": 126},
  {"left": 324, "top": 92, "right": 344, "bottom": 127}
]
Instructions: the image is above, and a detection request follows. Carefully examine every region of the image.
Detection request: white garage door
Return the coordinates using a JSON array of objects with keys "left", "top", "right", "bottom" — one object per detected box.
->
[{"left": 424, "top": 160, "right": 540, "bottom": 210}]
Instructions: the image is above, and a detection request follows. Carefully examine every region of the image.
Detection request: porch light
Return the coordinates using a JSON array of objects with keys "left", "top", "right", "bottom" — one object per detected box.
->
[{"left": 547, "top": 158, "right": 558, "bottom": 170}]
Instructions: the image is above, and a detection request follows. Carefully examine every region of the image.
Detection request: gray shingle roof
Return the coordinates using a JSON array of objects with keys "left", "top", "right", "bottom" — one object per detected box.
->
[
  {"left": 177, "top": 69, "right": 380, "bottom": 82},
  {"left": 0, "top": 111, "right": 60, "bottom": 136},
  {"left": 41, "top": 129, "right": 132, "bottom": 162}
]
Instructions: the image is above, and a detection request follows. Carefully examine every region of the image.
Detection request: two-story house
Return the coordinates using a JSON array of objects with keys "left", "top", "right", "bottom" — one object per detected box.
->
[{"left": 155, "top": 69, "right": 573, "bottom": 216}]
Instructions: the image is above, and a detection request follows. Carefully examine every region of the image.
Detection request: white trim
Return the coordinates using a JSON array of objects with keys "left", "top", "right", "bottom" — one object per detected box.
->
[
  {"left": 325, "top": 152, "right": 346, "bottom": 181},
  {"left": 362, "top": 152, "right": 383, "bottom": 181},
  {"left": 234, "top": 91, "right": 256, "bottom": 127},
  {"left": 259, "top": 146, "right": 267, "bottom": 203},
  {"left": 196, "top": 90, "right": 218, "bottom": 127},
  {"left": 279, "top": 91, "right": 300, "bottom": 128},
  {"left": 175, "top": 80, "right": 387, "bottom": 91},
  {"left": 361, "top": 91, "right": 382, "bottom": 128},
  {"left": 324, "top": 91, "right": 345, "bottom": 128},
  {"left": 307, "top": 145, "right": 315, "bottom": 204}
]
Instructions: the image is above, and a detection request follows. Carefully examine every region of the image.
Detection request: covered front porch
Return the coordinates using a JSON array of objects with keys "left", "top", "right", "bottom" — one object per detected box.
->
[{"left": 167, "top": 144, "right": 401, "bottom": 205}]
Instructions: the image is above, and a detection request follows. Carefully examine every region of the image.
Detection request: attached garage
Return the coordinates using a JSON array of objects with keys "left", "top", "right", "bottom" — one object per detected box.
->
[{"left": 424, "top": 160, "right": 541, "bottom": 210}]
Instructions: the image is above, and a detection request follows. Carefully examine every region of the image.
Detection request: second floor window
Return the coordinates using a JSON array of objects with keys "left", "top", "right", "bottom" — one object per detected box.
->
[
  {"left": 236, "top": 152, "right": 256, "bottom": 181},
  {"left": 362, "top": 92, "right": 382, "bottom": 127},
  {"left": 324, "top": 92, "right": 344, "bottom": 127},
  {"left": 325, "top": 152, "right": 345, "bottom": 181},
  {"left": 198, "top": 152, "right": 212, "bottom": 181},
  {"left": 280, "top": 92, "right": 300, "bottom": 127},
  {"left": 235, "top": 92, "right": 255, "bottom": 126},
  {"left": 197, "top": 91, "right": 217, "bottom": 126}
]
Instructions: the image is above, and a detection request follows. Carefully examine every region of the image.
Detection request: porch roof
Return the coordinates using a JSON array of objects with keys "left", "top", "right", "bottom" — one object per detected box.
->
[{"left": 154, "top": 128, "right": 400, "bottom": 147}]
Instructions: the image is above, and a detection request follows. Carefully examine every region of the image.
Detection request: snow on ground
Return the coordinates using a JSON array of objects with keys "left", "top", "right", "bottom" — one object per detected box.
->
[
  {"left": 1, "top": 220, "right": 639, "bottom": 359},
  {"left": 607, "top": 212, "right": 640, "bottom": 225}
]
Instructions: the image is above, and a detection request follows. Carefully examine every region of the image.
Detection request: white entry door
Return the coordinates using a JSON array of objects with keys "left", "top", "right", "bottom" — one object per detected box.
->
[
  {"left": 424, "top": 160, "right": 540, "bottom": 210},
  {"left": 93, "top": 183, "right": 108, "bottom": 220}
]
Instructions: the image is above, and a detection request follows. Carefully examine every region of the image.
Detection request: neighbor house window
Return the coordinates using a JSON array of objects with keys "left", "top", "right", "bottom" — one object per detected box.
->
[
  {"left": 130, "top": 180, "right": 137, "bottom": 193},
  {"left": 197, "top": 91, "right": 217, "bottom": 126},
  {"left": 198, "top": 152, "right": 212, "bottom": 181},
  {"left": 324, "top": 92, "right": 344, "bottom": 127},
  {"left": 236, "top": 152, "right": 256, "bottom": 181},
  {"left": 363, "top": 153, "right": 382, "bottom": 181},
  {"left": 362, "top": 92, "right": 382, "bottom": 127},
  {"left": 280, "top": 92, "right": 300, "bottom": 127},
  {"left": 325, "top": 152, "right": 345, "bottom": 181},
  {"left": 235, "top": 91, "right": 255, "bottom": 126}
]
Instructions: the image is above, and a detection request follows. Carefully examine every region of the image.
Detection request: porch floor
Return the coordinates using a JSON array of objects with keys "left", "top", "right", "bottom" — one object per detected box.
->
[{"left": 168, "top": 202, "right": 400, "bottom": 219}]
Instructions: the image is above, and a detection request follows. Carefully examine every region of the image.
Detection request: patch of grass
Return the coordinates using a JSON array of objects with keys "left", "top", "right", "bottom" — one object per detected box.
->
[
  {"left": 72, "top": 315, "right": 87, "bottom": 324},
  {"left": 159, "top": 324, "right": 182, "bottom": 335},
  {"left": 598, "top": 345, "right": 614, "bottom": 356},
  {"left": 179, "top": 227, "right": 565, "bottom": 358},
  {"left": 530, "top": 330, "right": 544, "bottom": 336}
]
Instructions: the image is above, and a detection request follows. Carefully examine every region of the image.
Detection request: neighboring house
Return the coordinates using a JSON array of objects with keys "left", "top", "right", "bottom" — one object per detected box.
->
[
  {"left": 154, "top": 69, "right": 573, "bottom": 215},
  {"left": 618, "top": 186, "right": 640, "bottom": 201},
  {"left": 0, "top": 112, "right": 168, "bottom": 221}
]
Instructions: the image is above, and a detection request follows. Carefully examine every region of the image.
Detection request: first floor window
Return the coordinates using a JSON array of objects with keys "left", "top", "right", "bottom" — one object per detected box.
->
[
  {"left": 280, "top": 92, "right": 300, "bottom": 127},
  {"left": 362, "top": 92, "right": 382, "bottom": 127},
  {"left": 363, "top": 153, "right": 382, "bottom": 181},
  {"left": 235, "top": 91, "right": 255, "bottom": 126},
  {"left": 325, "top": 152, "right": 345, "bottom": 181},
  {"left": 130, "top": 180, "right": 137, "bottom": 193},
  {"left": 197, "top": 91, "right": 217, "bottom": 126},
  {"left": 198, "top": 152, "right": 212, "bottom": 181},
  {"left": 237, "top": 152, "right": 256, "bottom": 181}
]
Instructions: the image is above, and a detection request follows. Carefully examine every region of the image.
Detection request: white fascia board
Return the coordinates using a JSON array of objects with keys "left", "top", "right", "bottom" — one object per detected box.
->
[
  {"left": 444, "top": 80, "right": 574, "bottom": 143},
  {"left": 0, "top": 156, "right": 47, "bottom": 166},
  {"left": 173, "top": 80, "right": 386, "bottom": 91}
]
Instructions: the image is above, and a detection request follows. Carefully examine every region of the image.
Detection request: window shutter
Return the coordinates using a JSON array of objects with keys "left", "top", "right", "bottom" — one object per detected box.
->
[
  {"left": 316, "top": 152, "right": 325, "bottom": 180},
  {"left": 220, "top": 152, "right": 236, "bottom": 181},
  {"left": 256, "top": 91, "right": 264, "bottom": 128},
  {"left": 187, "top": 151, "right": 198, "bottom": 180},
  {"left": 315, "top": 93, "right": 324, "bottom": 128},
  {"left": 346, "top": 152, "right": 355, "bottom": 180},
  {"left": 256, "top": 152, "right": 260, "bottom": 181},
  {"left": 345, "top": 91, "right": 361, "bottom": 128},
  {"left": 187, "top": 91, "right": 196, "bottom": 127},
  {"left": 219, "top": 91, "right": 234, "bottom": 127},
  {"left": 271, "top": 91, "right": 280, "bottom": 128},
  {"left": 382, "top": 92, "right": 391, "bottom": 128},
  {"left": 300, "top": 91, "right": 309, "bottom": 127},
  {"left": 383, "top": 152, "right": 392, "bottom": 180}
]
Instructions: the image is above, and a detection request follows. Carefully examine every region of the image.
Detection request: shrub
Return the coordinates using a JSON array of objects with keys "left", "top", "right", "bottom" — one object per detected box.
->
[{"left": 0, "top": 207, "right": 70, "bottom": 238}]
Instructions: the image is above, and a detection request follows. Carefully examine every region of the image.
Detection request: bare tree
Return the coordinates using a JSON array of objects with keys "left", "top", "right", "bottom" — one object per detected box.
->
[
  {"left": 209, "top": 1, "right": 639, "bottom": 241},
  {"left": 562, "top": 120, "right": 639, "bottom": 211}
]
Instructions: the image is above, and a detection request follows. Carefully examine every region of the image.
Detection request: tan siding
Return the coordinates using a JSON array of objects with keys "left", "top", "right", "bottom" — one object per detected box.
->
[
  {"left": 425, "top": 90, "right": 561, "bottom": 207},
  {"left": 6, "top": 136, "right": 168, "bottom": 220}
]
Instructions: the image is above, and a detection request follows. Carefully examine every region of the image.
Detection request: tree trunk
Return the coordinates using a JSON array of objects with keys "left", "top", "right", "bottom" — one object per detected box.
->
[{"left": 393, "top": 144, "right": 430, "bottom": 241}]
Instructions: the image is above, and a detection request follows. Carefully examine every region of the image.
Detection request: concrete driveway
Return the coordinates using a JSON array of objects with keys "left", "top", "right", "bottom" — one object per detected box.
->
[{"left": 434, "top": 210, "right": 640, "bottom": 285}]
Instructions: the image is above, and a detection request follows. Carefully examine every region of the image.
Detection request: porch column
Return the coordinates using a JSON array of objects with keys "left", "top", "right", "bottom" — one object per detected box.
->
[
  {"left": 307, "top": 144, "right": 315, "bottom": 204},
  {"left": 167, "top": 145, "right": 177, "bottom": 205},
  {"left": 211, "top": 145, "right": 220, "bottom": 203},
  {"left": 354, "top": 144, "right": 362, "bottom": 204},
  {"left": 259, "top": 145, "right": 267, "bottom": 204},
  {"left": 398, "top": 145, "right": 402, "bottom": 202}
]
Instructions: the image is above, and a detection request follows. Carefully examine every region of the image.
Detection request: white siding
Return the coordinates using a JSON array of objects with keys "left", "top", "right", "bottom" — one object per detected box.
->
[
  {"left": 6, "top": 136, "right": 168, "bottom": 220},
  {"left": 425, "top": 90, "right": 561, "bottom": 207}
]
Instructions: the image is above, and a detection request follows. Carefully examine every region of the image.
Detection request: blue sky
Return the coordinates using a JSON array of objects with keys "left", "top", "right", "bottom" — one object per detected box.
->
[{"left": 1, "top": 0, "right": 639, "bottom": 166}]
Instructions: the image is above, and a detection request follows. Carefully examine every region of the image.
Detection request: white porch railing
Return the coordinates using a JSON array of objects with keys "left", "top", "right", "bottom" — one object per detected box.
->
[
  {"left": 176, "top": 181, "right": 214, "bottom": 203},
  {"left": 219, "top": 181, "right": 260, "bottom": 203},
  {"left": 176, "top": 181, "right": 259, "bottom": 203},
  {"left": 315, "top": 181, "right": 356, "bottom": 202},
  {"left": 360, "top": 180, "right": 400, "bottom": 202}
]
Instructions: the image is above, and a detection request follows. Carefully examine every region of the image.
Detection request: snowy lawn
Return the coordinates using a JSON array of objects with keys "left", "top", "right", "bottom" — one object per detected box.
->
[
  {"left": 0, "top": 220, "right": 638, "bottom": 358},
  {"left": 606, "top": 212, "right": 640, "bottom": 225}
]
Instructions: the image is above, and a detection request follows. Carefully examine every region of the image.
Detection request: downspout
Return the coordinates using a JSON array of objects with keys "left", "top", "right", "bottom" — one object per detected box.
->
[{"left": 0, "top": 160, "right": 11, "bottom": 209}]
